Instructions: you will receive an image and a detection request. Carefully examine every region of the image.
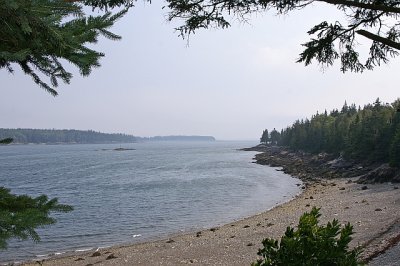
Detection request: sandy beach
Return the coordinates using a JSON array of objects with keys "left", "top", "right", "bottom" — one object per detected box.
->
[{"left": 24, "top": 178, "right": 400, "bottom": 265}]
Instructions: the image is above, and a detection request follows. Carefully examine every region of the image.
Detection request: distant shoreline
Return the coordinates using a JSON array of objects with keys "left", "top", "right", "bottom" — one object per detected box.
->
[
  {"left": 0, "top": 128, "right": 216, "bottom": 145},
  {"left": 20, "top": 145, "right": 400, "bottom": 265}
]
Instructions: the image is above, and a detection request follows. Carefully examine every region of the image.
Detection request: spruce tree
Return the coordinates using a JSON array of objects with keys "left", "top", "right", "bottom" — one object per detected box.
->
[
  {"left": 270, "top": 128, "right": 280, "bottom": 146},
  {"left": 0, "top": 138, "right": 73, "bottom": 249},
  {"left": 0, "top": 0, "right": 127, "bottom": 95},
  {"left": 163, "top": 0, "right": 400, "bottom": 72},
  {"left": 260, "top": 129, "right": 269, "bottom": 144},
  {"left": 0, "top": 187, "right": 73, "bottom": 249},
  {"left": 390, "top": 128, "right": 400, "bottom": 167}
]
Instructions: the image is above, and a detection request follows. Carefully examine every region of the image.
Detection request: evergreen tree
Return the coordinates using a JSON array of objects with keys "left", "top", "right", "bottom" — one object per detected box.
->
[
  {"left": 260, "top": 129, "right": 269, "bottom": 144},
  {"left": 0, "top": 0, "right": 127, "bottom": 95},
  {"left": 158, "top": 0, "right": 400, "bottom": 72},
  {"left": 390, "top": 128, "right": 400, "bottom": 167},
  {"left": 0, "top": 138, "right": 73, "bottom": 249},
  {"left": 3, "top": 0, "right": 400, "bottom": 95},
  {"left": 270, "top": 128, "right": 281, "bottom": 146},
  {"left": 0, "top": 187, "right": 73, "bottom": 249}
]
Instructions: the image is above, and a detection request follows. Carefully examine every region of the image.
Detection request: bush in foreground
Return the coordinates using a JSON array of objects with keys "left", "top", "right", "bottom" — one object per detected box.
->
[{"left": 253, "top": 207, "right": 363, "bottom": 266}]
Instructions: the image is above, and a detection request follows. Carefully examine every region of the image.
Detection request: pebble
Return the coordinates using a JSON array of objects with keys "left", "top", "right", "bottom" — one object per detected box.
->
[
  {"left": 106, "top": 253, "right": 117, "bottom": 260},
  {"left": 90, "top": 251, "right": 101, "bottom": 257}
]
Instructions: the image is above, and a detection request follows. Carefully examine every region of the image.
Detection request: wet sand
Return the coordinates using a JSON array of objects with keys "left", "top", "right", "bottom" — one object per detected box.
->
[{"left": 24, "top": 178, "right": 400, "bottom": 265}]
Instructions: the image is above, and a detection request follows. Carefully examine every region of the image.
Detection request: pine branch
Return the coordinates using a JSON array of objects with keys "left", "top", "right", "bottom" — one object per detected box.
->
[
  {"left": 319, "top": 0, "right": 400, "bottom": 14},
  {"left": 357, "top": 29, "right": 400, "bottom": 50}
]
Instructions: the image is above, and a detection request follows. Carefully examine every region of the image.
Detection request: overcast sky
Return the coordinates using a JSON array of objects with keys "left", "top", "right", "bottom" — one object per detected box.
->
[{"left": 1, "top": 2, "right": 399, "bottom": 140}]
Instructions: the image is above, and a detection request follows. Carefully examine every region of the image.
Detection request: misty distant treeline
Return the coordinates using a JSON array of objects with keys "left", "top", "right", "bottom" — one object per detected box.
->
[
  {"left": 0, "top": 129, "right": 216, "bottom": 144},
  {"left": 0, "top": 129, "right": 137, "bottom": 144},
  {"left": 261, "top": 98, "right": 400, "bottom": 167}
]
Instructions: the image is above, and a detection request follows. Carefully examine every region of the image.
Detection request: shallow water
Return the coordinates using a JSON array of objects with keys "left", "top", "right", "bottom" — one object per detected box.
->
[{"left": 0, "top": 141, "right": 300, "bottom": 263}]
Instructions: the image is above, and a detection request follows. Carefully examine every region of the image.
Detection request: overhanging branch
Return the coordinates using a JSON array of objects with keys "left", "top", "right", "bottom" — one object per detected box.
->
[
  {"left": 356, "top": 29, "right": 400, "bottom": 50},
  {"left": 319, "top": 0, "right": 400, "bottom": 14}
]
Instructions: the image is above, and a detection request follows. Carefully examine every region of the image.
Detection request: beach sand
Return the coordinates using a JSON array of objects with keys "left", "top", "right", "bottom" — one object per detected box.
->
[{"left": 25, "top": 178, "right": 400, "bottom": 266}]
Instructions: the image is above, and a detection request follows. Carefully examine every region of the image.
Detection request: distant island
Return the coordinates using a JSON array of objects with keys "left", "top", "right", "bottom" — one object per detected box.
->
[{"left": 0, "top": 128, "right": 215, "bottom": 144}]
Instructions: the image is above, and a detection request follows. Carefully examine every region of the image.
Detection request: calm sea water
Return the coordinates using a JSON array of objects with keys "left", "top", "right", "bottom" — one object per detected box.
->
[{"left": 0, "top": 141, "right": 300, "bottom": 263}]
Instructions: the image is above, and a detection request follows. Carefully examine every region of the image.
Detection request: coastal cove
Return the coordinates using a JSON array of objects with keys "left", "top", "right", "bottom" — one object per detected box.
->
[
  {"left": 11, "top": 145, "right": 400, "bottom": 266},
  {"left": 20, "top": 165, "right": 400, "bottom": 265},
  {"left": 0, "top": 141, "right": 301, "bottom": 264}
]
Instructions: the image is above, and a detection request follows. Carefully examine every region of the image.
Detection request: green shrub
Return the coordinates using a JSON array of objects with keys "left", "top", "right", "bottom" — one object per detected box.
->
[{"left": 252, "top": 207, "right": 363, "bottom": 266}]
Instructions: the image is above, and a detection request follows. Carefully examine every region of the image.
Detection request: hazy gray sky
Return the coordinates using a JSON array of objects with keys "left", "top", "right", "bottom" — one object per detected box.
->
[{"left": 1, "top": 2, "right": 399, "bottom": 140}]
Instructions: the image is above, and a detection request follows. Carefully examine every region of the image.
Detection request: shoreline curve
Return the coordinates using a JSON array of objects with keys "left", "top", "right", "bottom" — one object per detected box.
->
[{"left": 20, "top": 177, "right": 400, "bottom": 265}]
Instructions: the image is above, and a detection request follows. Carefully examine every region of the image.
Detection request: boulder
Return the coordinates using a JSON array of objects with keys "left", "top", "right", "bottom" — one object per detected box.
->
[{"left": 357, "top": 164, "right": 399, "bottom": 184}]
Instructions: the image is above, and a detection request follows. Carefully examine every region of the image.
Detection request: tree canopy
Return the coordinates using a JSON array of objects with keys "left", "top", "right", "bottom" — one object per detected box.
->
[
  {"left": 2, "top": 1, "right": 399, "bottom": 95},
  {"left": 163, "top": 0, "right": 400, "bottom": 72},
  {"left": 87, "top": 0, "right": 400, "bottom": 72},
  {"left": 0, "top": 0, "right": 126, "bottom": 96}
]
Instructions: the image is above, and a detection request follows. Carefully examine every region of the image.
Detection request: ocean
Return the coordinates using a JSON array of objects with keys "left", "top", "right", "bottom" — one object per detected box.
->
[{"left": 0, "top": 141, "right": 301, "bottom": 263}]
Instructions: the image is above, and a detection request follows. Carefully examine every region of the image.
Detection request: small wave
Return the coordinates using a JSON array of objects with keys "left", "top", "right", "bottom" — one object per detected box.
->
[
  {"left": 36, "top": 251, "right": 66, "bottom": 258},
  {"left": 132, "top": 234, "right": 142, "bottom": 238},
  {"left": 54, "top": 252, "right": 66, "bottom": 256},
  {"left": 75, "top": 248, "right": 94, "bottom": 252},
  {"left": 1, "top": 261, "right": 22, "bottom": 266},
  {"left": 36, "top": 254, "right": 51, "bottom": 258}
]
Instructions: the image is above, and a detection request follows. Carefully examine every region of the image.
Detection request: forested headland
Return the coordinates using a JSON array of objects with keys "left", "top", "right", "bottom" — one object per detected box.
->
[
  {"left": 250, "top": 99, "right": 400, "bottom": 184},
  {"left": 260, "top": 98, "right": 400, "bottom": 167}
]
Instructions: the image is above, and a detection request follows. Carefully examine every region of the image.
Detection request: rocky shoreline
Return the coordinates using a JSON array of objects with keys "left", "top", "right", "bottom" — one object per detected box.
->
[
  {"left": 243, "top": 144, "right": 400, "bottom": 263},
  {"left": 242, "top": 144, "right": 400, "bottom": 184}
]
